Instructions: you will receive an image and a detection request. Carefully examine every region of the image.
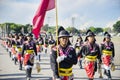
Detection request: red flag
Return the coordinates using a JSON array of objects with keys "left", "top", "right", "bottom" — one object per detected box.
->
[{"left": 32, "top": 0, "right": 55, "bottom": 38}]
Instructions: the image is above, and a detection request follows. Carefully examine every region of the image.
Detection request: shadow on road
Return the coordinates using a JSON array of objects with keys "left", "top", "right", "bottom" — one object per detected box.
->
[
  {"left": 0, "top": 73, "right": 52, "bottom": 80},
  {"left": 0, "top": 77, "right": 52, "bottom": 80},
  {"left": 74, "top": 77, "right": 120, "bottom": 80},
  {"left": 0, "top": 78, "right": 25, "bottom": 80},
  {"left": 0, "top": 73, "right": 26, "bottom": 77}
]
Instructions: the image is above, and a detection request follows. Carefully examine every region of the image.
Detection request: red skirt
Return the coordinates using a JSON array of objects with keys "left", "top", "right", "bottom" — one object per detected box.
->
[
  {"left": 53, "top": 76, "right": 73, "bottom": 80},
  {"left": 84, "top": 61, "right": 95, "bottom": 79},
  {"left": 17, "top": 53, "right": 22, "bottom": 61},
  {"left": 102, "top": 55, "right": 111, "bottom": 66},
  {"left": 36, "top": 45, "right": 41, "bottom": 52},
  {"left": 44, "top": 44, "right": 48, "bottom": 47},
  {"left": 11, "top": 48, "right": 16, "bottom": 55},
  {"left": 24, "top": 54, "right": 30, "bottom": 65}
]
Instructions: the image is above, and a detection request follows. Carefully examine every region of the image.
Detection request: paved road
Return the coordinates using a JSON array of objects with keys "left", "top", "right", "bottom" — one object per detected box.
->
[{"left": 0, "top": 37, "right": 120, "bottom": 80}]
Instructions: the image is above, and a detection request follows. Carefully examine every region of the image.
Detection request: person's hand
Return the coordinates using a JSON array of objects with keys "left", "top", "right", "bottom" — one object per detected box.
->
[
  {"left": 111, "top": 57, "right": 114, "bottom": 61},
  {"left": 21, "top": 57, "right": 24, "bottom": 61},
  {"left": 56, "top": 55, "right": 66, "bottom": 63},
  {"left": 35, "top": 55, "right": 39, "bottom": 60},
  {"left": 56, "top": 78, "right": 60, "bottom": 80}
]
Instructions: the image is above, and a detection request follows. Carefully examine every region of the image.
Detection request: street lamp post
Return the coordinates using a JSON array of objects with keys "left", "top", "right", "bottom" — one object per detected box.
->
[{"left": 72, "top": 17, "right": 75, "bottom": 28}]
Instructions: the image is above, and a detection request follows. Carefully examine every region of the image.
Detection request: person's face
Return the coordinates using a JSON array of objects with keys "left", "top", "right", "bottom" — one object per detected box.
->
[
  {"left": 78, "top": 38, "right": 81, "bottom": 41},
  {"left": 19, "top": 36, "right": 22, "bottom": 39},
  {"left": 27, "top": 36, "right": 31, "bottom": 41},
  {"left": 59, "top": 36, "right": 69, "bottom": 47},
  {"left": 87, "top": 36, "right": 95, "bottom": 43},
  {"left": 15, "top": 35, "right": 18, "bottom": 39},
  {"left": 38, "top": 35, "right": 41, "bottom": 38},
  {"left": 105, "top": 37, "right": 111, "bottom": 42}
]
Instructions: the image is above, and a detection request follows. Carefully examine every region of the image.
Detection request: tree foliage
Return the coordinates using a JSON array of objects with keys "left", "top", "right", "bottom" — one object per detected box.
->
[
  {"left": 66, "top": 27, "right": 79, "bottom": 34},
  {"left": 1, "top": 21, "right": 120, "bottom": 35},
  {"left": 95, "top": 27, "right": 103, "bottom": 34},
  {"left": 113, "top": 20, "right": 120, "bottom": 33},
  {"left": 47, "top": 26, "right": 56, "bottom": 33},
  {"left": 89, "top": 26, "right": 96, "bottom": 33},
  {"left": 42, "top": 24, "right": 49, "bottom": 31},
  {"left": 103, "top": 27, "right": 112, "bottom": 32},
  {"left": 89, "top": 26, "right": 103, "bottom": 34},
  {"left": 0, "top": 23, "right": 32, "bottom": 34}
]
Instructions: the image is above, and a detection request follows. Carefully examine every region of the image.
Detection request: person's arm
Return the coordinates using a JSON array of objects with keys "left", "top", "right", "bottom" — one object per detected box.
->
[
  {"left": 50, "top": 49, "right": 59, "bottom": 78},
  {"left": 100, "top": 43, "right": 104, "bottom": 51},
  {"left": 64, "top": 48, "right": 77, "bottom": 65},
  {"left": 21, "top": 44, "right": 25, "bottom": 57},
  {"left": 77, "top": 45, "right": 85, "bottom": 58},
  {"left": 97, "top": 45, "right": 102, "bottom": 63},
  {"left": 74, "top": 43, "right": 77, "bottom": 48},
  {"left": 42, "top": 38, "right": 44, "bottom": 45},
  {"left": 111, "top": 42, "right": 115, "bottom": 58},
  {"left": 33, "top": 43, "right": 37, "bottom": 56}
]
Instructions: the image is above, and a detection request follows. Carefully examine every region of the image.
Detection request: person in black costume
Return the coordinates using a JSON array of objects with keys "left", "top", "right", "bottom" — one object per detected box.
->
[
  {"left": 50, "top": 26, "right": 77, "bottom": 80},
  {"left": 101, "top": 32, "right": 115, "bottom": 80},
  {"left": 77, "top": 30, "right": 101, "bottom": 80},
  {"left": 21, "top": 33, "right": 37, "bottom": 80}
]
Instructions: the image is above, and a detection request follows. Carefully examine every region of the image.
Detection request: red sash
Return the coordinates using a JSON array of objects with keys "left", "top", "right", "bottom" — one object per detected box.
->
[
  {"left": 102, "top": 55, "right": 111, "bottom": 66},
  {"left": 24, "top": 54, "right": 30, "bottom": 65},
  {"left": 36, "top": 45, "right": 41, "bottom": 52},
  {"left": 17, "top": 53, "right": 22, "bottom": 61},
  {"left": 85, "top": 61, "right": 94, "bottom": 79}
]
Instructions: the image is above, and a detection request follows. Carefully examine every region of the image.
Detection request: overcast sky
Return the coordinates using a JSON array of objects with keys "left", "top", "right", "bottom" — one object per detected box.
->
[{"left": 0, "top": 0, "right": 120, "bottom": 29}]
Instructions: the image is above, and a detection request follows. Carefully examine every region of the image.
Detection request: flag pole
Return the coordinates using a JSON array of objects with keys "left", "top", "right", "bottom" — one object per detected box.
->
[
  {"left": 55, "top": 0, "right": 59, "bottom": 76},
  {"left": 55, "top": 0, "right": 58, "bottom": 56}
]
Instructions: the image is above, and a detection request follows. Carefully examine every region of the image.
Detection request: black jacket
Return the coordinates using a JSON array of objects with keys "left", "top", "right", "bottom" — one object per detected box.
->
[
  {"left": 50, "top": 45, "right": 77, "bottom": 78},
  {"left": 22, "top": 40, "right": 37, "bottom": 57},
  {"left": 101, "top": 41, "right": 115, "bottom": 58},
  {"left": 77, "top": 42, "right": 101, "bottom": 62}
]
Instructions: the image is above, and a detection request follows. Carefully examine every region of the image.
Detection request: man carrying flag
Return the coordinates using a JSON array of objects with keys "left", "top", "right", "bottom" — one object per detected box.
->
[
  {"left": 50, "top": 26, "right": 77, "bottom": 80},
  {"left": 32, "top": 0, "right": 55, "bottom": 39},
  {"left": 30, "top": 0, "right": 55, "bottom": 80}
]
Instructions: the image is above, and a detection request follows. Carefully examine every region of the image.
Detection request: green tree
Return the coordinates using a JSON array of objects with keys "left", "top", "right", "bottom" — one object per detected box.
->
[
  {"left": 42, "top": 24, "right": 49, "bottom": 31},
  {"left": 66, "top": 27, "right": 79, "bottom": 34},
  {"left": 0, "top": 23, "right": 33, "bottom": 34},
  {"left": 103, "top": 27, "right": 111, "bottom": 32},
  {"left": 95, "top": 27, "right": 103, "bottom": 34},
  {"left": 89, "top": 26, "right": 103, "bottom": 34},
  {"left": 9, "top": 23, "right": 22, "bottom": 33},
  {"left": 89, "top": 26, "right": 96, "bottom": 33},
  {"left": 47, "top": 26, "right": 56, "bottom": 34},
  {"left": 25, "top": 24, "right": 32, "bottom": 33},
  {"left": 113, "top": 20, "right": 120, "bottom": 33}
]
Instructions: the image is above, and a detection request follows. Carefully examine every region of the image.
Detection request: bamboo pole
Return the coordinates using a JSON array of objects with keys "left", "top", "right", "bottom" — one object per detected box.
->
[
  {"left": 55, "top": 0, "right": 59, "bottom": 76},
  {"left": 55, "top": 0, "right": 58, "bottom": 57}
]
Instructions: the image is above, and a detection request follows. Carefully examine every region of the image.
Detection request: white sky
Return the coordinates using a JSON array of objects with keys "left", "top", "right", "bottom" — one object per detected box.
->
[{"left": 0, "top": 0, "right": 120, "bottom": 29}]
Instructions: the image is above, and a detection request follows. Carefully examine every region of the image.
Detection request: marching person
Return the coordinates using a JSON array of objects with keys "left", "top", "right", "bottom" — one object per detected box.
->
[
  {"left": 17, "top": 33, "right": 24, "bottom": 70},
  {"left": 44, "top": 34, "right": 49, "bottom": 54},
  {"left": 74, "top": 34, "right": 83, "bottom": 69},
  {"left": 5, "top": 34, "right": 11, "bottom": 52},
  {"left": 48, "top": 34, "right": 55, "bottom": 46},
  {"left": 48, "top": 34, "right": 56, "bottom": 53},
  {"left": 77, "top": 30, "right": 101, "bottom": 80},
  {"left": 18, "top": 33, "right": 25, "bottom": 45},
  {"left": 36, "top": 34, "right": 44, "bottom": 61},
  {"left": 50, "top": 27, "right": 77, "bottom": 80},
  {"left": 21, "top": 33, "right": 37, "bottom": 80},
  {"left": 101, "top": 32, "right": 115, "bottom": 79},
  {"left": 11, "top": 33, "right": 20, "bottom": 65},
  {"left": 6, "top": 33, "right": 13, "bottom": 58},
  {"left": 70, "top": 32, "right": 74, "bottom": 44}
]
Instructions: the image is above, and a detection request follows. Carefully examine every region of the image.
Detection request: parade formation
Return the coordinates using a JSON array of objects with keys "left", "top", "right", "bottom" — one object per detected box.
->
[
  {"left": 1, "top": 0, "right": 120, "bottom": 80},
  {"left": 0, "top": 26, "right": 117, "bottom": 80}
]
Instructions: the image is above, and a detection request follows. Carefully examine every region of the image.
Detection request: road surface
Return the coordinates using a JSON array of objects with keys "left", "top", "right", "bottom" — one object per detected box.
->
[{"left": 0, "top": 37, "right": 120, "bottom": 80}]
